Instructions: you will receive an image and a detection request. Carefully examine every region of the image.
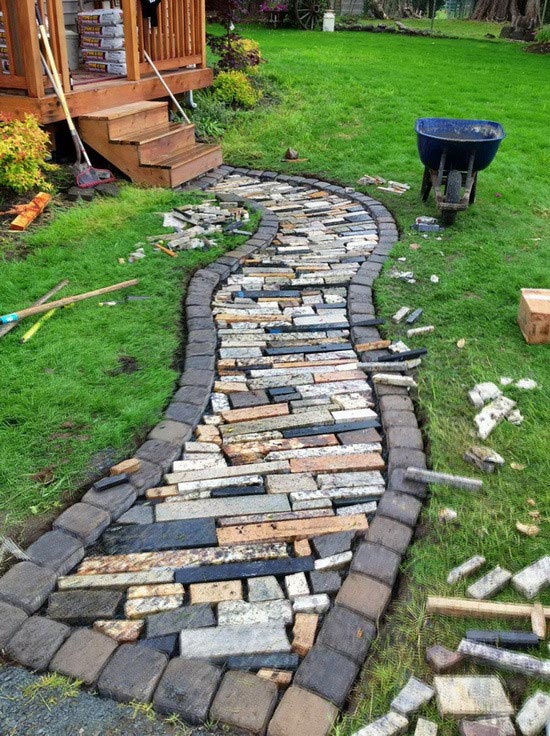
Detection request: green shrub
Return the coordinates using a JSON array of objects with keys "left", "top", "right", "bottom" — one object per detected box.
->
[
  {"left": 0, "top": 114, "right": 57, "bottom": 194},
  {"left": 535, "top": 25, "right": 550, "bottom": 43},
  {"left": 212, "top": 71, "right": 263, "bottom": 109},
  {"left": 191, "top": 91, "right": 236, "bottom": 140}
]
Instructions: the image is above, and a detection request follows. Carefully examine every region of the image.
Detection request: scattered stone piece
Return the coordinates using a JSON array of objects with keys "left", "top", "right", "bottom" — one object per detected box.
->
[
  {"left": 458, "top": 639, "right": 550, "bottom": 681},
  {"left": 459, "top": 721, "right": 501, "bottom": 736},
  {"left": 465, "top": 629, "right": 540, "bottom": 649},
  {"left": 125, "top": 594, "right": 184, "bottom": 619},
  {"left": 426, "top": 645, "right": 464, "bottom": 674},
  {"left": 472, "top": 718, "right": 516, "bottom": 736},
  {"left": 447, "top": 556, "right": 487, "bottom": 585},
  {"left": 110, "top": 458, "right": 141, "bottom": 475},
  {"left": 511, "top": 557, "right": 550, "bottom": 599},
  {"left": 146, "top": 604, "right": 215, "bottom": 638},
  {"left": 352, "top": 710, "right": 409, "bottom": 736},
  {"left": 285, "top": 572, "right": 310, "bottom": 599},
  {"left": 506, "top": 409, "right": 524, "bottom": 426},
  {"left": 516, "top": 522, "right": 540, "bottom": 537},
  {"left": 468, "top": 383, "right": 502, "bottom": 409},
  {"left": 516, "top": 692, "right": 550, "bottom": 736},
  {"left": 311, "top": 531, "right": 355, "bottom": 558},
  {"left": 438, "top": 508, "right": 458, "bottom": 523},
  {"left": 474, "top": 396, "right": 516, "bottom": 440},
  {"left": 391, "top": 676, "right": 435, "bottom": 715},
  {"left": 314, "top": 551, "right": 352, "bottom": 571},
  {"left": 433, "top": 675, "right": 514, "bottom": 718},
  {"left": 294, "top": 539, "right": 312, "bottom": 557},
  {"left": 93, "top": 619, "right": 143, "bottom": 642},
  {"left": 405, "top": 467, "right": 483, "bottom": 492},
  {"left": 309, "top": 570, "right": 341, "bottom": 595},
  {"left": 515, "top": 378, "right": 537, "bottom": 390},
  {"left": 463, "top": 447, "right": 505, "bottom": 474},
  {"left": 466, "top": 567, "right": 512, "bottom": 600},
  {"left": 392, "top": 307, "right": 411, "bottom": 324},
  {"left": 415, "top": 718, "right": 438, "bottom": 736},
  {"left": 407, "top": 325, "right": 434, "bottom": 337},
  {"left": 430, "top": 274, "right": 439, "bottom": 283},
  {"left": 217, "top": 599, "right": 293, "bottom": 626},
  {"left": 47, "top": 589, "right": 123, "bottom": 624}
]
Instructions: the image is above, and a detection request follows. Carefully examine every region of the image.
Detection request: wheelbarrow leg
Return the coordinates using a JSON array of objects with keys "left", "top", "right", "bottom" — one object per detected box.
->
[
  {"left": 421, "top": 166, "right": 432, "bottom": 202},
  {"left": 469, "top": 172, "right": 478, "bottom": 204}
]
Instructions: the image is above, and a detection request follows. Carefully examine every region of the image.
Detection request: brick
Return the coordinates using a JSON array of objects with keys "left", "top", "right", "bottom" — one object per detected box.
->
[
  {"left": 382, "top": 411, "right": 419, "bottom": 429},
  {"left": 248, "top": 576, "right": 285, "bottom": 602},
  {"left": 338, "top": 428, "right": 382, "bottom": 445},
  {"left": 47, "top": 589, "right": 123, "bottom": 624},
  {"left": 189, "top": 580, "right": 243, "bottom": 604},
  {"left": 289, "top": 453, "right": 384, "bottom": 474},
  {"left": 81, "top": 482, "right": 137, "bottom": 520},
  {"left": 293, "top": 594, "right": 330, "bottom": 614},
  {"left": 148, "top": 419, "right": 193, "bottom": 445},
  {"left": 222, "top": 403, "right": 290, "bottom": 423},
  {"left": 0, "top": 601, "right": 28, "bottom": 647},
  {"left": 391, "top": 676, "right": 434, "bottom": 715},
  {"left": 210, "top": 670, "right": 278, "bottom": 735},
  {"left": 295, "top": 645, "right": 359, "bottom": 707},
  {"left": 352, "top": 711, "right": 409, "bottom": 736},
  {"left": 379, "top": 395, "right": 415, "bottom": 413},
  {"left": 415, "top": 719, "right": 438, "bottom": 736},
  {"left": 309, "top": 571, "right": 341, "bottom": 595},
  {"left": 459, "top": 722, "right": 501, "bottom": 736},
  {"left": 386, "top": 427, "right": 423, "bottom": 451},
  {"left": 365, "top": 516, "right": 413, "bottom": 555},
  {"left": 387, "top": 468, "right": 428, "bottom": 499},
  {"left": 336, "top": 573, "right": 391, "bottom": 622},
  {"left": 291, "top": 613, "right": 318, "bottom": 656},
  {"left": 135, "top": 440, "right": 181, "bottom": 470},
  {"left": 229, "top": 390, "right": 270, "bottom": 409},
  {"left": 127, "top": 459, "right": 163, "bottom": 496},
  {"left": 49, "top": 628, "right": 118, "bottom": 685},
  {"left": 6, "top": 616, "right": 70, "bottom": 670},
  {"left": 376, "top": 492, "right": 423, "bottom": 527},
  {"left": 351, "top": 543, "right": 401, "bottom": 586},
  {"left": 267, "top": 686, "right": 338, "bottom": 736},
  {"left": 425, "top": 645, "right": 465, "bottom": 674},
  {"left": 179, "top": 624, "right": 291, "bottom": 660},
  {"left": 25, "top": 531, "right": 84, "bottom": 576},
  {"left": 111, "top": 458, "right": 141, "bottom": 475},
  {"left": 154, "top": 658, "right": 222, "bottom": 724},
  {"left": 125, "top": 594, "right": 183, "bottom": 619},
  {"left": 97, "top": 643, "right": 167, "bottom": 704},
  {"left": 226, "top": 653, "right": 300, "bottom": 672},
  {"left": 53, "top": 502, "right": 110, "bottom": 545},
  {"left": 466, "top": 567, "right": 512, "bottom": 600},
  {"left": 0, "top": 561, "right": 57, "bottom": 614},
  {"left": 294, "top": 539, "right": 312, "bottom": 557},
  {"left": 516, "top": 692, "right": 550, "bottom": 736},
  {"left": 317, "top": 605, "right": 376, "bottom": 664}
]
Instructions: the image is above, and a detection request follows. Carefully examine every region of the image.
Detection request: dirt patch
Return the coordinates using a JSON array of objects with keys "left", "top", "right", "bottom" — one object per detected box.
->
[{"left": 108, "top": 355, "right": 140, "bottom": 375}]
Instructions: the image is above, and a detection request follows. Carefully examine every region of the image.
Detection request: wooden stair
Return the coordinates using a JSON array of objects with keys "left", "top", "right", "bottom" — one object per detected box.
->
[{"left": 78, "top": 101, "right": 223, "bottom": 188}]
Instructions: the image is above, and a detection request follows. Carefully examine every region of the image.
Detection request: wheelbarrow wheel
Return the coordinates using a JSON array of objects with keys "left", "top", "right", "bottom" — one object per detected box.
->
[{"left": 441, "top": 169, "right": 462, "bottom": 226}]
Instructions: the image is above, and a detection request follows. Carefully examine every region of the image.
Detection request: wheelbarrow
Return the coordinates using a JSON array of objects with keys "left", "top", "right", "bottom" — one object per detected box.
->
[{"left": 415, "top": 118, "right": 505, "bottom": 225}]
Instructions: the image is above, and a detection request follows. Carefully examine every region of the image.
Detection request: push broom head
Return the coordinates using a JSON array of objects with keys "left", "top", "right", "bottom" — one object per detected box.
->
[{"left": 76, "top": 166, "right": 117, "bottom": 189}]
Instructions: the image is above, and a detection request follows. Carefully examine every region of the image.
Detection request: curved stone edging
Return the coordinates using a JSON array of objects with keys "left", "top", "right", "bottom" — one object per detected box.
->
[{"left": 0, "top": 165, "right": 428, "bottom": 736}]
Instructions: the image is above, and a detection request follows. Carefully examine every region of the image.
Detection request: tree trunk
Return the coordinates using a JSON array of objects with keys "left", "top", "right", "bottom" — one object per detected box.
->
[
  {"left": 370, "top": 0, "right": 389, "bottom": 18},
  {"left": 472, "top": 0, "right": 538, "bottom": 21}
]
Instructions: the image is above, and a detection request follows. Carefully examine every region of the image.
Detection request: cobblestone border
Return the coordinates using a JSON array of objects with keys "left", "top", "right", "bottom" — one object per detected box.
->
[{"left": 0, "top": 165, "right": 428, "bottom": 736}]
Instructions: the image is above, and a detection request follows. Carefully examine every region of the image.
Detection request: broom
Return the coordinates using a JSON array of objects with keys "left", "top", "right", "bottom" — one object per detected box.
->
[{"left": 36, "top": 10, "right": 116, "bottom": 188}]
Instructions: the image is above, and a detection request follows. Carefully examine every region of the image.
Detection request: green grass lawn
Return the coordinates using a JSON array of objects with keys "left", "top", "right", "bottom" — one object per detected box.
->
[
  {"left": 0, "top": 187, "right": 257, "bottom": 532},
  {"left": 223, "top": 26, "right": 549, "bottom": 734},
  {"left": 338, "top": 17, "right": 507, "bottom": 39}
]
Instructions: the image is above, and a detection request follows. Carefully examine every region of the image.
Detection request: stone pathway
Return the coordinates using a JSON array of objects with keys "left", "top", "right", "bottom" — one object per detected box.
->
[{"left": 0, "top": 168, "right": 428, "bottom": 736}]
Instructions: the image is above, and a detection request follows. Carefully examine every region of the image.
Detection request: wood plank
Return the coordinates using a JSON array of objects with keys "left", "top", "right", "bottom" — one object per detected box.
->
[
  {"left": 217, "top": 513, "right": 369, "bottom": 545},
  {"left": 427, "top": 596, "right": 550, "bottom": 621},
  {"left": 121, "top": 0, "right": 140, "bottom": 80},
  {"left": 18, "top": 0, "right": 44, "bottom": 98}
]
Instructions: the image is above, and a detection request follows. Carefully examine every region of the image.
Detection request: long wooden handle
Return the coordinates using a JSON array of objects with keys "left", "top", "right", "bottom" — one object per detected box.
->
[
  {"left": 0, "top": 280, "right": 69, "bottom": 337},
  {"left": 427, "top": 596, "right": 550, "bottom": 620},
  {"left": 1, "top": 279, "right": 139, "bottom": 324}
]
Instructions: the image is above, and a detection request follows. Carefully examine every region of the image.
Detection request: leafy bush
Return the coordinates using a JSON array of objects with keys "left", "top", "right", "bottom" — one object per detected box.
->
[
  {"left": 212, "top": 71, "right": 263, "bottom": 109},
  {"left": 0, "top": 114, "right": 57, "bottom": 194},
  {"left": 191, "top": 91, "right": 236, "bottom": 140},
  {"left": 207, "top": 32, "right": 263, "bottom": 72},
  {"left": 535, "top": 25, "right": 550, "bottom": 43}
]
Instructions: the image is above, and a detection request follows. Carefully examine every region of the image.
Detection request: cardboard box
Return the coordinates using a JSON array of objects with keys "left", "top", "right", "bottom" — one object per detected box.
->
[{"left": 518, "top": 288, "right": 550, "bottom": 344}]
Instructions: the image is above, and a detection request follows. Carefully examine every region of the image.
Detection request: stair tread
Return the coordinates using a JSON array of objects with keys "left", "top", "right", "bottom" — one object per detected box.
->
[
  {"left": 114, "top": 122, "right": 195, "bottom": 145},
  {"left": 146, "top": 143, "right": 221, "bottom": 169},
  {"left": 80, "top": 101, "right": 168, "bottom": 121}
]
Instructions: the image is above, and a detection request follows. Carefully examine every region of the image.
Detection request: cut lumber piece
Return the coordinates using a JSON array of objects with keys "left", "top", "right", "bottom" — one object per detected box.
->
[
  {"left": 458, "top": 639, "right": 550, "bottom": 681},
  {"left": 531, "top": 603, "right": 547, "bottom": 639},
  {"left": 405, "top": 468, "right": 483, "bottom": 492},
  {"left": 0, "top": 280, "right": 139, "bottom": 325},
  {"left": 427, "top": 596, "right": 550, "bottom": 621},
  {"left": 217, "top": 513, "right": 368, "bottom": 546},
  {"left": 9, "top": 192, "right": 52, "bottom": 231},
  {"left": 0, "top": 280, "right": 68, "bottom": 338}
]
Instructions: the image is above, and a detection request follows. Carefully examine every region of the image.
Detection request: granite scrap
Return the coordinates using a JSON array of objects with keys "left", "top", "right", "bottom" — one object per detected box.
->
[{"left": 390, "top": 676, "right": 435, "bottom": 715}]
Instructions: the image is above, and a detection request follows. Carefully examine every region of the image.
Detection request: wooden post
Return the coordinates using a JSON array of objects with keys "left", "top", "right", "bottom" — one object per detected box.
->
[
  {"left": 18, "top": 0, "right": 45, "bottom": 97},
  {"left": 199, "top": 0, "right": 206, "bottom": 68},
  {"left": 47, "top": 0, "right": 70, "bottom": 92},
  {"left": 121, "top": 0, "right": 140, "bottom": 80}
]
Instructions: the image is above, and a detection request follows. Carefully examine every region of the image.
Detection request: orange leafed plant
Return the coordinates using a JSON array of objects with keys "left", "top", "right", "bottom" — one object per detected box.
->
[{"left": 0, "top": 114, "right": 57, "bottom": 194}]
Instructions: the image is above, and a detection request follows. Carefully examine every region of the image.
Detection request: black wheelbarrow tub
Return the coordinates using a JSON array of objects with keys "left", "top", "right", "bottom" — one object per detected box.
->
[{"left": 415, "top": 118, "right": 505, "bottom": 173}]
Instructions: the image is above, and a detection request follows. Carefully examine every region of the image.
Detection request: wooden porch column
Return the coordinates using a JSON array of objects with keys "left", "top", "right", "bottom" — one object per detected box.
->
[
  {"left": 121, "top": 0, "right": 140, "bottom": 80},
  {"left": 200, "top": 0, "right": 206, "bottom": 68},
  {"left": 18, "top": 0, "right": 44, "bottom": 98},
  {"left": 47, "top": 0, "right": 71, "bottom": 93}
]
